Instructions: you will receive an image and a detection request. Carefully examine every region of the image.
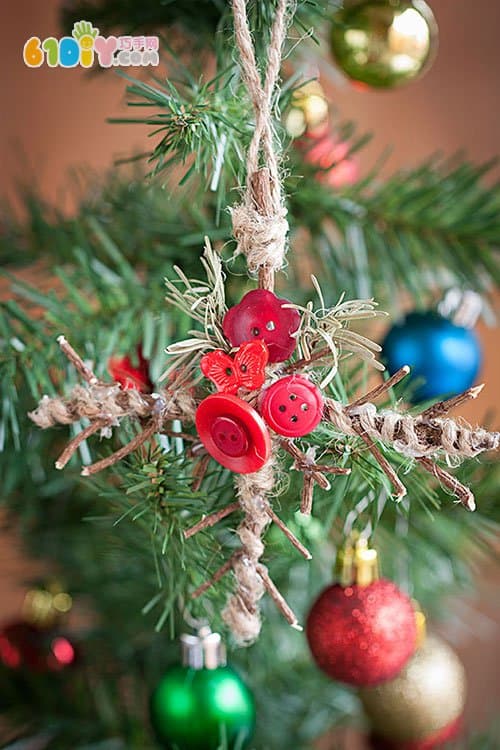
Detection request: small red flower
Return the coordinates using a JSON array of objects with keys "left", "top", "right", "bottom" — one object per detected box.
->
[
  {"left": 200, "top": 341, "right": 269, "bottom": 395},
  {"left": 108, "top": 347, "right": 153, "bottom": 393},
  {"left": 222, "top": 289, "right": 300, "bottom": 363}
]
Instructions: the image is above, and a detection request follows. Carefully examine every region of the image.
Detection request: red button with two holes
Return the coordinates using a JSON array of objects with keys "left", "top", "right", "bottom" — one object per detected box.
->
[
  {"left": 259, "top": 375, "right": 323, "bottom": 437},
  {"left": 196, "top": 393, "right": 271, "bottom": 473}
]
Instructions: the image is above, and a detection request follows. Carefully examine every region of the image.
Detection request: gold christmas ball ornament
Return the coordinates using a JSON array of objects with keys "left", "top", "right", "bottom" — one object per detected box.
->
[
  {"left": 285, "top": 80, "right": 329, "bottom": 137},
  {"left": 359, "top": 634, "right": 466, "bottom": 744},
  {"left": 330, "top": 0, "right": 438, "bottom": 90}
]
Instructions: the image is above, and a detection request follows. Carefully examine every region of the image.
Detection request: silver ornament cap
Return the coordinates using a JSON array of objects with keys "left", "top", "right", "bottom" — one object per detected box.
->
[{"left": 180, "top": 627, "right": 227, "bottom": 670}]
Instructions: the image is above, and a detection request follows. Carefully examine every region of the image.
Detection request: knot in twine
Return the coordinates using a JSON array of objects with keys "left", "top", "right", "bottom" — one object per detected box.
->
[
  {"left": 231, "top": 202, "right": 288, "bottom": 274},
  {"left": 222, "top": 462, "right": 275, "bottom": 644}
]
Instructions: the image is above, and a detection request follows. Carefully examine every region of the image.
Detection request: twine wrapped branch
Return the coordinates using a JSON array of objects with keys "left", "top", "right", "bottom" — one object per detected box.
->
[
  {"left": 29, "top": 336, "right": 196, "bottom": 475},
  {"left": 324, "top": 374, "right": 499, "bottom": 511}
]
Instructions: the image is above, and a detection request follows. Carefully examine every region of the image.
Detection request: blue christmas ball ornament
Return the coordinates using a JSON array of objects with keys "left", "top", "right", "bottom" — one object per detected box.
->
[{"left": 382, "top": 312, "right": 482, "bottom": 403}]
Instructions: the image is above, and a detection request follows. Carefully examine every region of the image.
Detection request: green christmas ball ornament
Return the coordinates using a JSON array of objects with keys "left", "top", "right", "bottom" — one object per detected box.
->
[
  {"left": 150, "top": 629, "right": 256, "bottom": 750},
  {"left": 330, "top": 0, "right": 438, "bottom": 90}
]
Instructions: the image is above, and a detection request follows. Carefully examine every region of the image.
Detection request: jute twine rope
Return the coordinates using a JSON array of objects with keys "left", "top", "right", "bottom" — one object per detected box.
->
[
  {"left": 230, "top": 0, "right": 290, "bottom": 282},
  {"left": 29, "top": 385, "right": 152, "bottom": 428},
  {"left": 222, "top": 465, "right": 275, "bottom": 643},
  {"left": 222, "top": 0, "right": 292, "bottom": 643}
]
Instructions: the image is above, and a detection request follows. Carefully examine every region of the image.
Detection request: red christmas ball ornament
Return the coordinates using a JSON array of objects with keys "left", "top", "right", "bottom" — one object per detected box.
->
[
  {"left": 306, "top": 540, "right": 417, "bottom": 687},
  {"left": 108, "top": 346, "right": 153, "bottom": 392},
  {"left": 0, "top": 586, "right": 78, "bottom": 673},
  {"left": 0, "top": 621, "right": 77, "bottom": 672},
  {"left": 222, "top": 289, "right": 300, "bottom": 363}
]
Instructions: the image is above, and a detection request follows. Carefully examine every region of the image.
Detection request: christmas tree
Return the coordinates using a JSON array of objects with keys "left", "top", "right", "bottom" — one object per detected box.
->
[{"left": 1, "top": 1, "right": 499, "bottom": 748}]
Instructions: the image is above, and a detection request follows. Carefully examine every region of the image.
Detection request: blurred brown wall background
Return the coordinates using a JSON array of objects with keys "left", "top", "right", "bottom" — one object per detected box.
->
[{"left": 1, "top": 0, "right": 499, "bottom": 737}]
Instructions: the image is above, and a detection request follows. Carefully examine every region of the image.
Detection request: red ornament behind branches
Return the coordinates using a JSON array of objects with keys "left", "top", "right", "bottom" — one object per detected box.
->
[{"left": 108, "top": 347, "right": 153, "bottom": 393}]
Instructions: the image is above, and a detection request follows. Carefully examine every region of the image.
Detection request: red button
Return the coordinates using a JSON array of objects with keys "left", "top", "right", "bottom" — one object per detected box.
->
[
  {"left": 259, "top": 375, "right": 323, "bottom": 437},
  {"left": 211, "top": 416, "right": 249, "bottom": 457},
  {"left": 196, "top": 394, "right": 271, "bottom": 473},
  {"left": 222, "top": 289, "right": 300, "bottom": 363}
]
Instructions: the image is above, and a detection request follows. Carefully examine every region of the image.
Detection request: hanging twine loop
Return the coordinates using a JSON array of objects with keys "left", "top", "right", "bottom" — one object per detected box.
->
[{"left": 230, "top": 0, "right": 291, "bottom": 291}]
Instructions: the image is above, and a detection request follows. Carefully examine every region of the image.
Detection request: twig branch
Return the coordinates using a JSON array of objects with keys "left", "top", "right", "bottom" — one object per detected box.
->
[
  {"left": 420, "top": 384, "right": 484, "bottom": 420},
  {"left": 160, "top": 428, "right": 196, "bottom": 442},
  {"left": 280, "top": 439, "right": 351, "bottom": 515},
  {"left": 55, "top": 418, "right": 111, "bottom": 470},
  {"left": 348, "top": 366, "right": 410, "bottom": 409},
  {"left": 256, "top": 564, "right": 302, "bottom": 630},
  {"left": 184, "top": 501, "right": 241, "bottom": 539},
  {"left": 300, "top": 474, "right": 315, "bottom": 515},
  {"left": 352, "top": 423, "right": 407, "bottom": 499},
  {"left": 191, "top": 554, "right": 239, "bottom": 599},
  {"left": 265, "top": 507, "right": 312, "bottom": 559},
  {"left": 57, "top": 335, "right": 100, "bottom": 385},
  {"left": 284, "top": 345, "right": 333, "bottom": 375},
  {"left": 417, "top": 457, "right": 476, "bottom": 511},
  {"left": 81, "top": 421, "right": 157, "bottom": 476},
  {"left": 191, "top": 453, "right": 211, "bottom": 492}
]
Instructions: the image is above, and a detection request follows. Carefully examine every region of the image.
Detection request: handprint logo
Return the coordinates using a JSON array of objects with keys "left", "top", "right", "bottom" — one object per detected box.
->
[{"left": 72, "top": 20, "right": 99, "bottom": 67}]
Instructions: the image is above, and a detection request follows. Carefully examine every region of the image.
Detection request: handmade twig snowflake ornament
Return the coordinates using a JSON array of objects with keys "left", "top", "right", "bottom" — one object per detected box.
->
[{"left": 29, "top": 0, "right": 499, "bottom": 645}]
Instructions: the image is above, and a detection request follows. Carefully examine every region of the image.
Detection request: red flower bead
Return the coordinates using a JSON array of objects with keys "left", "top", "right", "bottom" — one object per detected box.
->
[
  {"left": 223, "top": 290, "right": 300, "bottom": 363},
  {"left": 259, "top": 375, "right": 323, "bottom": 437},
  {"left": 196, "top": 393, "right": 271, "bottom": 473},
  {"left": 200, "top": 341, "right": 269, "bottom": 394},
  {"left": 108, "top": 347, "right": 152, "bottom": 393}
]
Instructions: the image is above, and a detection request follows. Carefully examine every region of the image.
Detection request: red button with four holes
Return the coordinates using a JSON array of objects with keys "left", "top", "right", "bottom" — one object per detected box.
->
[
  {"left": 259, "top": 375, "right": 323, "bottom": 438},
  {"left": 196, "top": 393, "right": 271, "bottom": 473}
]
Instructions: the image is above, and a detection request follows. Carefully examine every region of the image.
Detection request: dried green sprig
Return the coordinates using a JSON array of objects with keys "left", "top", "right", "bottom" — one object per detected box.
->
[
  {"left": 287, "top": 276, "right": 385, "bottom": 388},
  {"left": 162, "top": 238, "right": 227, "bottom": 384}
]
